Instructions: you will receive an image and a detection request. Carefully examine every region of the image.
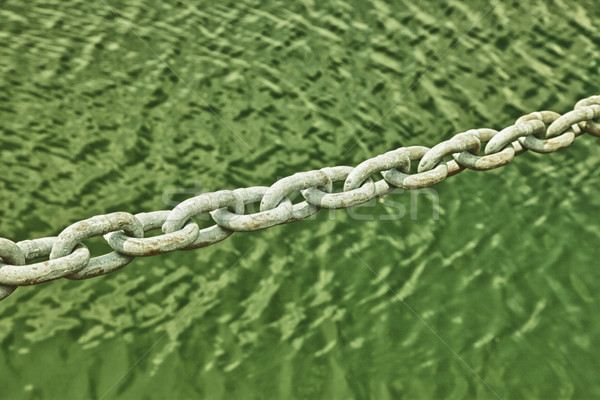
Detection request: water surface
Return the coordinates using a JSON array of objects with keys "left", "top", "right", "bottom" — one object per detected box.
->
[{"left": 1, "top": 0, "right": 599, "bottom": 398}]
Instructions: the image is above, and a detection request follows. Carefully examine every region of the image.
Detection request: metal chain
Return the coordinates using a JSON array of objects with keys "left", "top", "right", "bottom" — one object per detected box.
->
[{"left": 1, "top": 95, "right": 599, "bottom": 301}]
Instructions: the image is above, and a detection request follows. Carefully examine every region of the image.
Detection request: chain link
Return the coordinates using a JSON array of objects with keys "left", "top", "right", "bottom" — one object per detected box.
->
[
  {"left": 106, "top": 210, "right": 200, "bottom": 256},
  {"left": 1, "top": 95, "right": 599, "bottom": 301}
]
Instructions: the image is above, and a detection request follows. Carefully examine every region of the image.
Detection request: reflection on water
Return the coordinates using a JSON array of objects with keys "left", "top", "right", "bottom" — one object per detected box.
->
[{"left": 1, "top": 0, "right": 599, "bottom": 398}]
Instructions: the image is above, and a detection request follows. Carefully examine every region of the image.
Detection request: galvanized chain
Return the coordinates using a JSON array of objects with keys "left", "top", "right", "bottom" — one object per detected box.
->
[{"left": 1, "top": 95, "right": 599, "bottom": 301}]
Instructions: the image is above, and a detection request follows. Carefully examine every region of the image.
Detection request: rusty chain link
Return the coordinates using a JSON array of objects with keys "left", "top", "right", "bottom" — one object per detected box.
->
[{"left": 1, "top": 95, "right": 599, "bottom": 301}]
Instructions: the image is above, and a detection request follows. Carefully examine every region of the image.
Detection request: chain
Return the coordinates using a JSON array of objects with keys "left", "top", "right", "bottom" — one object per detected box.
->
[{"left": 1, "top": 96, "right": 599, "bottom": 301}]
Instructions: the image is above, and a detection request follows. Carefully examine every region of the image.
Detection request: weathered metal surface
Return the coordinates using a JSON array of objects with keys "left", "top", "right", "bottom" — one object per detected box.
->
[
  {"left": 574, "top": 96, "right": 600, "bottom": 136},
  {"left": 547, "top": 105, "right": 600, "bottom": 139},
  {"left": 50, "top": 212, "right": 143, "bottom": 259},
  {"left": 344, "top": 148, "right": 411, "bottom": 191},
  {"left": 452, "top": 129, "right": 516, "bottom": 170},
  {"left": 301, "top": 166, "right": 380, "bottom": 209},
  {"left": 485, "top": 120, "right": 546, "bottom": 155},
  {"left": 0, "top": 238, "right": 90, "bottom": 286},
  {"left": 516, "top": 111, "right": 576, "bottom": 153},
  {"left": 381, "top": 146, "right": 448, "bottom": 189},
  {"left": 418, "top": 131, "right": 481, "bottom": 172},
  {"left": 0, "top": 238, "right": 26, "bottom": 300},
  {"left": 212, "top": 187, "right": 298, "bottom": 231},
  {"left": 161, "top": 190, "right": 243, "bottom": 249},
  {"left": 106, "top": 211, "right": 200, "bottom": 256},
  {"left": 0, "top": 95, "right": 599, "bottom": 300}
]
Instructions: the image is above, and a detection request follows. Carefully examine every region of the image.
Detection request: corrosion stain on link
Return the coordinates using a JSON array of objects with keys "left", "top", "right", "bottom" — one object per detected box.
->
[
  {"left": 106, "top": 211, "right": 200, "bottom": 256},
  {"left": 162, "top": 190, "right": 243, "bottom": 232},
  {"left": 381, "top": 146, "right": 448, "bottom": 189},
  {"left": 451, "top": 128, "right": 516, "bottom": 171},
  {"left": 516, "top": 111, "right": 576, "bottom": 153},
  {"left": 301, "top": 166, "right": 380, "bottom": 209},
  {"left": 50, "top": 212, "right": 143, "bottom": 259},
  {"left": 0, "top": 239, "right": 91, "bottom": 286},
  {"left": 46, "top": 212, "right": 144, "bottom": 280},
  {"left": 418, "top": 132, "right": 481, "bottom": 173},
  {"left": 260, "top": 170, "right": 331, "bottom": 212},
  {"left": 0, "top": 95, "right": 599, "bottom": 300},
  {"left": 0, "top": 238, "right": 26, "bottom": 300},
  {"left": 574, "top": 96, "right": 600, "bottom": 136},
  {"left": 547, "top": 105, "right": 600, "bottom": 139},
  {"left": 211, "top": 186, "right": 312, "bottom": 231},
  {"left": 485, "top": 120, "right": 546, "bottom": 155},
  {"left": 161, "top": 190, "right": 243, "bottom": 250},
  {"left": 343, "top": 148, "right": 410, "bottom": 192}
]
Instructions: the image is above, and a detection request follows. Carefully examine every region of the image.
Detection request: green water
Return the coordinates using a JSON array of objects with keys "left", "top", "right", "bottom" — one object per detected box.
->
[{"left": 1, "top": 0, "right": 600, "bottom": 398}]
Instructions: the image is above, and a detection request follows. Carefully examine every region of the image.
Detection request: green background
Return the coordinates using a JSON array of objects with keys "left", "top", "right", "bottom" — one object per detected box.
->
[{"left": 1, "top": 0, "right": 599, "bottom": 398}]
